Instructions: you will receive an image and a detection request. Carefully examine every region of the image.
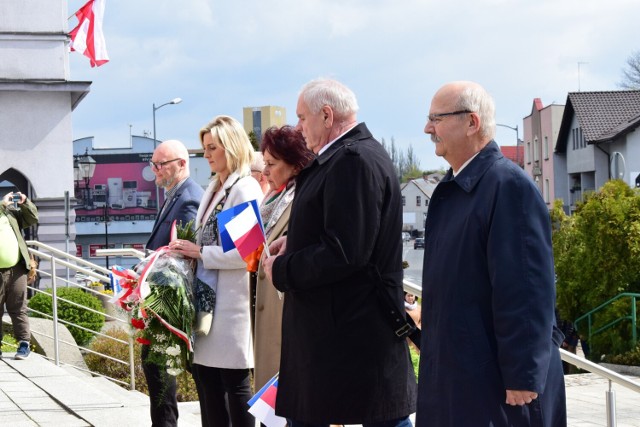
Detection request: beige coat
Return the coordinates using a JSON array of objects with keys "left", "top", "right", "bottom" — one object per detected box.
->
[{"left": 253, "top": 203, "right": 291, "bottom": 391}]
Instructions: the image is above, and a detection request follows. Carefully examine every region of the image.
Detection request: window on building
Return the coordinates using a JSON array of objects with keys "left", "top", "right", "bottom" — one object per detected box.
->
[
  {"left": 572, "top": 127, "right": 587, "bottom": 150},
  {"left": 533, "top": 137, "right": 540, "bottom": 162},
  {"left": 416, "top": 196, "right": 421, "bottom": 206},
  {"left": 402, "top": 196, "right": 406, "bottom": 206},
  {"left": 544, "top": 136, "right": 549, "bottom": 160},
  {"left": 544, "top": 179, "right": 550, "bottom": 204},
  {"left": 527, "top": 142, "right": 531, "bottom": 164}
]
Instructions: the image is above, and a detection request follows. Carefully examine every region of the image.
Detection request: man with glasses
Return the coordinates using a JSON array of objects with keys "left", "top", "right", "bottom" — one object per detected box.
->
[
  {"left": 144, "top": 139, "right": 204, "bottom": 426},
  {"left": 416, "top": 81, "right": 566, "bottom": 426}
]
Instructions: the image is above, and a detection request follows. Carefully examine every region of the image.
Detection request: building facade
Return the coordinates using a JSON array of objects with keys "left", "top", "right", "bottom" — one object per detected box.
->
[
  {"left": 72, "top": 136, "right": 209, "bottom": 269},
  {"left": 555, "top": 90, "right": 640, "bottom": 213},
  {"left": 400, "top": 174, "right": 441, "bottom": 236},
  {"left": 242, "top": 105, "right": 287, "bottom": 144},
  {"left": 0, "top": 0, "right": 90, "bottom": 279},
  {"left": 523, "top": 98, "right": 565, "bottom": 207}
]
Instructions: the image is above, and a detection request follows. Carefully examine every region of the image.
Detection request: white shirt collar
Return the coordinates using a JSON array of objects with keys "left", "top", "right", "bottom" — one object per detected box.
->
[{"left": 318, "top": 123, "right": 358, "bottom": 156}]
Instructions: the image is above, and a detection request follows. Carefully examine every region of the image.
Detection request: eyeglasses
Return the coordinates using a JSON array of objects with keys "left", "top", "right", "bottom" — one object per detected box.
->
[
  {"left": 149, "top": 158, "right": 182, "bottom": 170},
  {"left": 427, "top": 110, "right": 472, "bottom": 124}
]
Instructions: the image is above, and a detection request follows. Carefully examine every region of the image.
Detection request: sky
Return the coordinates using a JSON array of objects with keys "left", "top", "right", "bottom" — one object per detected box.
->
[{"left": 68, "top": 0, "right": 640, "bottom": 171}]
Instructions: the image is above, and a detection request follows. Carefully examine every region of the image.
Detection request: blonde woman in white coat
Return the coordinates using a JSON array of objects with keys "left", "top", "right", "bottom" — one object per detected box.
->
[{"left": 170, "top": 115, "right": 263, "bottom": 427}]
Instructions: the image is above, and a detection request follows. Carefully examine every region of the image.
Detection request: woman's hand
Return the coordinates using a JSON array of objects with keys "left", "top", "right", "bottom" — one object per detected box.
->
[
  {"left": 169, "top": 239, "right": 201, "bottom": 259},
  {"left": 268, "top": 236, "right": 287, "bottom": 256}
]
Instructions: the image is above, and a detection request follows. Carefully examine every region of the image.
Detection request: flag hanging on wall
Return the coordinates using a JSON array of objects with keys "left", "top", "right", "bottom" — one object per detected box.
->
[
  {"left": 217, "top": 200, "right": 265, "bottom": 259},
  {"left": 69, "top": 0, "right": 109, "bottom": 67}
]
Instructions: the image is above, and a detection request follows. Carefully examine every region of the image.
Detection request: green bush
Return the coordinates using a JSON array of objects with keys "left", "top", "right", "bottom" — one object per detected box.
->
[
  {"left": 1, "top": 333, "right": 18, "bottom": 353},
  {"left": 409, "top": 345, "right": 419, "bottom": 380},
  {"left": 85, "top": 327, "right": 198, "bottom": 402},
  {"left": 584, "top": 298, "right": 640, "bottom": 360},
  {"left": 28, "top": 287, "right": 105, "bottom": 346},
  {"left": 605, "top": 344, "right": 640, "bottom": 366}
]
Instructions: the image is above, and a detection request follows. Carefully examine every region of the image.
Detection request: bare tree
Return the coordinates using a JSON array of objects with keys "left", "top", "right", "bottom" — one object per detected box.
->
[{"left": 619, "top": 50, "right": 640, "bottom": 89}]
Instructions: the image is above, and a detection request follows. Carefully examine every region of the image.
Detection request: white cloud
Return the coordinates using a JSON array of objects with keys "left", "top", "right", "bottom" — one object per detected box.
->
[{"left": 69, "top": 0, "right": 640, "bottom": 169}]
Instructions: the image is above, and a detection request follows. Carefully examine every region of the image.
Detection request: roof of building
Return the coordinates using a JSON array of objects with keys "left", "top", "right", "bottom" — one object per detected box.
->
[
  {"left": 556, "top": 90, "right": 640, "bottom": 152},
  {"left": 401, "top": 176, "right": 441, "bottom": 198},
  {"left": 500, "top": 145, "right": 524, "bottom": 167}
]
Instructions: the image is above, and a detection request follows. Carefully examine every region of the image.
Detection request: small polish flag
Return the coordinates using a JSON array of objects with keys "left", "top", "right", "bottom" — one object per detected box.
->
[
  {"left": 218, "top": 200, "right": 265, "bottom": 259},
  {"left": 248, "top": 374, "right": 286, "bottom": 427}
]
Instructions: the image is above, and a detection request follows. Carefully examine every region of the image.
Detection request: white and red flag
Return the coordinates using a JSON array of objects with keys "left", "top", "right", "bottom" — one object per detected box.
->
[{"left": 69, "top": 0, "right": 109, "bottom": 67}]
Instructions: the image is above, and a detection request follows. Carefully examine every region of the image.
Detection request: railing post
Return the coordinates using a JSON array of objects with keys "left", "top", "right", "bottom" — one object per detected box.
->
[
  {"left": 606, "top": 380, "right": 617, "bottom": 427},
  {"left": 632, "top": 296, "right": 637, "bottom": 348},
  {"left": 129, "top": 324, "right": 136, "bottom": 390},
  {"left": 50, "top": 258, "right": 60, "bottom": 366}
]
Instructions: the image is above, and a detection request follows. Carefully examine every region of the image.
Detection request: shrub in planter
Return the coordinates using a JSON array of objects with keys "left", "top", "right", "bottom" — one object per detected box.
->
[
  {"left": 85, "top": 328, "right": 198, "bottom": 402},
  {"left": 605, "top": 344, "right": 640, "bottom": 366},
  {"left": 28, "top": 287, "right": 105, "bottom": 346}
]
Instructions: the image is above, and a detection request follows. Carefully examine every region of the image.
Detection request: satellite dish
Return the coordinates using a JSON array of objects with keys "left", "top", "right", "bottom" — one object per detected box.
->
[{"left": 610, "top": 152, "right": 626, "bottom": 180}]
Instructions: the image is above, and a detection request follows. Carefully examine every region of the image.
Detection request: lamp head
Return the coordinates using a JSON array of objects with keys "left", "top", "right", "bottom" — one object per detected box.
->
[{"left": 170, "top": 98, "right": 182, "bottom": 105}]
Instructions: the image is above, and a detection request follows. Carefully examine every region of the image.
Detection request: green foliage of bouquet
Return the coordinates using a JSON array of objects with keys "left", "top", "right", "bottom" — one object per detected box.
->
[{"left": 116, "top": 219, "right": 196, "bottom": 376}]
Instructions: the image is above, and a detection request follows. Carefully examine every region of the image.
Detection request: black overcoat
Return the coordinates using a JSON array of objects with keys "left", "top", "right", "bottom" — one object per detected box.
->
[
  {"left": 272, "top": 123, "right": 417, "bottom": 424},
  {"left": 416, "top": 141, "right": 566, "bottom": 426}
]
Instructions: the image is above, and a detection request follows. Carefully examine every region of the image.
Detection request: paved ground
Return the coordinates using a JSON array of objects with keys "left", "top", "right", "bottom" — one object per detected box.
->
[{"left": 1, "top": 347, "right": 640, "bottom": 426}]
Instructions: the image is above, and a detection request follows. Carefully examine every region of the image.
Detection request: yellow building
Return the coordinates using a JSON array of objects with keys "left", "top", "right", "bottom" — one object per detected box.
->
[{"left": 242, "top": 106, "right": 287, "bottom": 143}]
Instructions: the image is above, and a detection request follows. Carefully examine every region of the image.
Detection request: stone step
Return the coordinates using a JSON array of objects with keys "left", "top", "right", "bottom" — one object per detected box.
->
[{"left": 3, "top": 351, "right": 202, "bottom": 426}]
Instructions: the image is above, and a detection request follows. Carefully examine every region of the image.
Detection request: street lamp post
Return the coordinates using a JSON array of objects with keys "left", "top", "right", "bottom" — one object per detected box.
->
[
  {"left": 103, "top": 187, "right": 110, "bottom": 269},
  {"left": 75, "top": 148, "right": 96, "bottom": 209},
  {"left": 152, "top": 97, "right": 182, "bottom": 214},
  {"left": 496, "top": 123, "right": 521, "bottom": 167}
]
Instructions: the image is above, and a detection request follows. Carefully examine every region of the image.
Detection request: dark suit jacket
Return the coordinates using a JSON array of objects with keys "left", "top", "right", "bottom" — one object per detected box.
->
[
  {"left": 146, "top": 177, "right": 204, "bottom": 250},
  {"left": 271, "top": 123, "right": 417, "bottom": 424}
]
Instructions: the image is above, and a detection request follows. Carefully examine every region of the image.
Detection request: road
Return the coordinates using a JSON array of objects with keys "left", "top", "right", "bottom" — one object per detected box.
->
[{"left": 402, "top": 240, "right": 424, "bottom": 286}]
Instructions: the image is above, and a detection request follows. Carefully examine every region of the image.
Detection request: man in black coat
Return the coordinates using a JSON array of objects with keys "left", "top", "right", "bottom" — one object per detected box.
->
[
  {"left": 144, "top": 139, "right": 204, "bottom": 427},
  {"left": 264, "top": 78, "right": 416, "bottom": 426}
]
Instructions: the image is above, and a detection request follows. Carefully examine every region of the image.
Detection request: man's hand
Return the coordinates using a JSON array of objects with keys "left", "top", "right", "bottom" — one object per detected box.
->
[{"left": 506, "top": 390, "right": 538, "bottom": 406}]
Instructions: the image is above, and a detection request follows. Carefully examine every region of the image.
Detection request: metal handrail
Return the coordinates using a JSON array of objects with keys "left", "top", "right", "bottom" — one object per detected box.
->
[
  {"left": 401, "top": 280, "right": 640, "bottom": 427},
  {"left": 574, "top": 292, "right": 640, "bottom": 348},
  {"left": 24, "top": 241, "right": 136, "bottom": 390},
  {"left": 96, "top": 248, "right": 146, "bottom": 259}
]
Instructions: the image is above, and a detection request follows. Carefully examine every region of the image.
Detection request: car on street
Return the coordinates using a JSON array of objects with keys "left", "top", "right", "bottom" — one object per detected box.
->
[{"left": 414, "top": 237, "right": 425, "bottom": 249}]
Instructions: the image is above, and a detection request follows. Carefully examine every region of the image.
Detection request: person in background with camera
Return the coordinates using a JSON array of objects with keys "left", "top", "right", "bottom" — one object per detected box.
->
[{"left": 0, "top": 191, "right": 38, "bottom": 360}]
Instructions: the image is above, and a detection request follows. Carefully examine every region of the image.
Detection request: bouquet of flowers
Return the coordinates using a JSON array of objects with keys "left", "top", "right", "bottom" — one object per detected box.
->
[{"left": 112, "top": 220, "right": 196, "bottom": 376}]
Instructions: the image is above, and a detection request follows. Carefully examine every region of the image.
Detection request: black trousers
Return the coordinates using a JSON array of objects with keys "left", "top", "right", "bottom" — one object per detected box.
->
[
  {"left": 142, "top": 345, "right": 179, "bottom": 427},
  {"left": 191, "top": 364, "right": 254, "bottom": 427}
]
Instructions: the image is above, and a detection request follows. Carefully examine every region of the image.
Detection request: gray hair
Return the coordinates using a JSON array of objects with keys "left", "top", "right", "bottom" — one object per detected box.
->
[
  {"left": 455, "top": 84, "right": 496, "bottom": 140},
  {"left": 300, "top": 78, "right": 359, "bottom": 118}
]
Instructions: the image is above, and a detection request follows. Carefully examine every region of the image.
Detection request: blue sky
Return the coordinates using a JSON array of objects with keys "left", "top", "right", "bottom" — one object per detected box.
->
[{"left": 68, "top": 0, "right": 640, "bottom": 171}]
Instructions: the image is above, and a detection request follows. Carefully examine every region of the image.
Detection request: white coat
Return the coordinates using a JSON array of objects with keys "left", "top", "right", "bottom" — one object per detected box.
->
[{"left": 192, "top": 172, "right": 264, "bottom": 369}]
